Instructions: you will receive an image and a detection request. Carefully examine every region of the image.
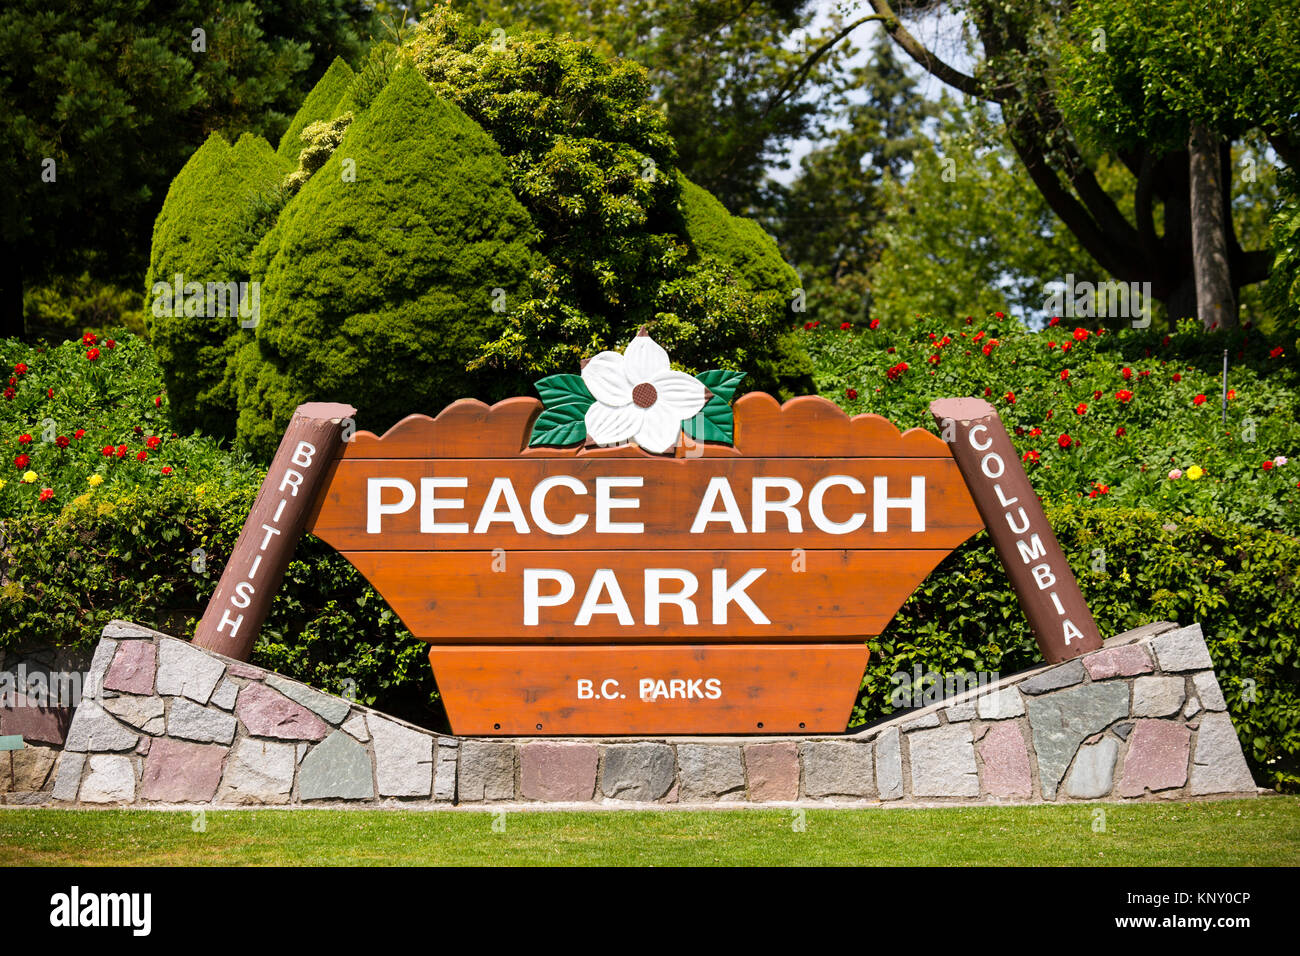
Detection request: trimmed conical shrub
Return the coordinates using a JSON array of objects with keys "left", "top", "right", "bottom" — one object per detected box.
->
[
  {"left": 230, "top": 66, "right": 541, "bottom": 454},
  {"left": 678, "top": 173, "right": 798, "bottom": 295},
  {"left": 276, "top": 56, "right": 356, "bottom": 162},
  {"left": 146, "top": 132, "right": 290, "bottom": 436}
]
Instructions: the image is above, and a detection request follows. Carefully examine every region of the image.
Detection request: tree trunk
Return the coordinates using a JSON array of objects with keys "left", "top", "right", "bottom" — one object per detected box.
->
[
  {"left": 0, "top": 249, "right": 23, "bottom": 340},
  {"left": 1188, "top": 123, "right": 1237, "bottom": 329}
]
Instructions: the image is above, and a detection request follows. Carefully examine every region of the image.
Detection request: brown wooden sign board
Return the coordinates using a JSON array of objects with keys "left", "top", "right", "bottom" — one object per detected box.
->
[{"left": 301, "top": 392, "right": 986, "bottom": 735}]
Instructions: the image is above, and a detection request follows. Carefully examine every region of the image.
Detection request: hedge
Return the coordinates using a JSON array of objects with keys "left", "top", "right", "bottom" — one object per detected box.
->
[{"left": 2, "top": 486, "right": 1294, "bottom": 790}]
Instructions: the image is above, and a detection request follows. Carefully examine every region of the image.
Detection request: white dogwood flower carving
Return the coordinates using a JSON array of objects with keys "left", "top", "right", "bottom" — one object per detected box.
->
[{"left": 581, "top": 331, "right": 708, "bottom": 453}]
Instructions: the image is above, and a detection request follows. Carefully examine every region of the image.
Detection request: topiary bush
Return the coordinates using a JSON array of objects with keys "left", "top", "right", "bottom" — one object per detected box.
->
[
  {"left": 145, "top": 11, "right": 807, "bottom": 455},
  {"left": 145, "top": 132, "right": 290, "bottom": 438}
]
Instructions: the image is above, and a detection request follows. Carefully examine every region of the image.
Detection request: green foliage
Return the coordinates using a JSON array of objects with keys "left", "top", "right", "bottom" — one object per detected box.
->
[
  {"left": 678, "top": 174, "right": 797, "bottom": 296},
  {"left": 1265, "top": 172, "right": 1300, "bottom": 340},
  {"left": 22, "top": 274, "right": 148, "bottom": 344},
  {"left": 275, "top": 56, "right": 356, "bottom": 161},
  {"left": 283, "top": 113, "right": 354, "bottom": 196},
  {"left": 231, "top": 66, "right": 541, "bottom": 454},
  {"left": 145, "top": 132, "right": 290, "bottom": 438}
]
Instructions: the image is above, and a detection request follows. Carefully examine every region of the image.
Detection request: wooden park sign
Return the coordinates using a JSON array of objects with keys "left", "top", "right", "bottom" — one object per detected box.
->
[{"left": 194, "top": 332, "right": 1102, "bottom": 736}]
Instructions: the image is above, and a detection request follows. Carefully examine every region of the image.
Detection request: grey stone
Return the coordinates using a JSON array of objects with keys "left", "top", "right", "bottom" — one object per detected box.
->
[
  {"left": 167, "top": 698, "right": 237, "bottom": 745},
  {"left": 155, "top": 639, "right": 226, "bottom": 704},
  {"left": 367, "top": 715, "right": 434, "bottom": 797},
  {"left": 944, "top": 701, "right": 977, "bottom": 722},
  {"left": 1150, "top": 623, "right": 1213, "bottom": 672},
  {"left": 217, "top": 739, "right": 295, "bottom": 805},
  {"left": 1192, "top": 671, "right": 1226, "bottom": 711},
  {"left": 102, "top": 695, "right": 165, "bottom": 735},
  {"left": 1132, "top": 676, "right": 1186, "bottom": 717},
  {"left": 298, "top": 731, "right": 374, "bottom": 801},
  {"left": 1065, "top": 737, "right": 1119, "bottom": 799},
  {"left": 1019, "top": 659, "right": 1084, "bottom": 695},
  {"left": 210, "top": 678, "right": 239, "bottom": 711},
  {"left": 11, "top": 745, "right": 57, "bottom": 791},
  {"left": 802, "top": 741, "right": 875, "bottom": 799},
  {"left": 875, "top": 727, "right": 903, "bottom": 800},
  {"left": 102, "top": 621, "right": 161, "bottom": 640},
  {"left": 901, "top": 712, "right": 940, "bottom": 731},
  {"left": 51, "top": 752, "right": 85, "bottom": 802},
  {"left": 908, "top": 725, "right": 978, "bottom": 797},
  {"left": 81, "top": 638, "right": 119, "bottom": 700},
  {"left": 676, "top": 745, "right": 745, "bottom": 802},
  {"left": 434, "top": 740, "right": 458, "bottom": 802},
  {"left": 341, "top": 712, "right": 369, "bottom": 741},
  {"left": 79, "top": 754, "right": 135, "bottom": 803},
  {"left": 1114, "top": 722, "right": 1134, "bottom": 740},
  {"left": 1183, "top": 696, "right": 1201, "bottom": 719},
  {"left": 459, "top": 740, "right": 515, "bottom": 802},
  {"left": 1025, "top": 682, "right": 1130, "bottom": 799},
  {"left": 1189, "top": 712, "right": 1256, "bottom": 795},
  {"left": 600, "top": 744, "right": 675, "bottom": 801},
  {"left": 977, "top": 688, "right": 1026, "bottom": 720},
  {"left": 265, "top": 674, "right": 351, "bottom": 725},
  {"left": 63, "top": 700, "right": 139, "bottom": 753}
]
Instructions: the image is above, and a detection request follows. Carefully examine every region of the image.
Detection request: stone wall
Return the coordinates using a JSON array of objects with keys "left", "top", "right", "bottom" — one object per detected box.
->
[
  {"left": 43, "top": 620, "right": 1260, "bottom": 807},
  {"left": 1, "top": 644, "right": 86, "bottom": 803}
]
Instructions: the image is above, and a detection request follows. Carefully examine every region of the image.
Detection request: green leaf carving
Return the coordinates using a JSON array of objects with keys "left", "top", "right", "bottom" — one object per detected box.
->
[
  {"left": 682, "top": 393, "right": 734, "bottom": 444},
  {"left": 529, "top": 404, "right": 589, "bottom": 446},
  {"left": 534, "top": 373, "right": 595, "bottom": 408},
  {"left": 695, "top": 368, "right": 746, "bottom": 403}
]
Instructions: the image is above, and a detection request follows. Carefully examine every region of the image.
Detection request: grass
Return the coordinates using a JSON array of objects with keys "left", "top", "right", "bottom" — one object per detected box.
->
[{"left": 1, "top": 798, "right": 1297, "bottom": 866}]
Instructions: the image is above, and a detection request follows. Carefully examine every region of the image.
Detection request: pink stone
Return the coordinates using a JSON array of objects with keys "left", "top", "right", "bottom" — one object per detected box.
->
[
  {"left": 103, "top": 640, "right": 157, "bottom": 695},
  {"left": 235, "top": 682, "right": 329, "bottom": 740},
  {"left": 744, "top": 742, "right": 799, "bottom": 801},
  {"left": 227, "top": 662, "right": 265, "bottom": 680},
  {"left": 520, "top": 743, "right": 598, "bottom": 801},
  {"left": 140, "top": 738, "right": 225, "bottom": 802},
  {"left": 0, "top": 694, "right": 72, "bottom": 746},
  {"left": 1117, "top": 719, "right": 1190, "bottom": 796},
  {"left": 1084, "top": 644, "right": 1154, "bottom": 680},
  {"left": 977, "top": 721, "right": 1033, "bottom": 799}
]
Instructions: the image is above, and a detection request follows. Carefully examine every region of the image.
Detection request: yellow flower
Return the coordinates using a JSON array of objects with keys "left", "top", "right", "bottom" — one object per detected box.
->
[
  {"left": 0, "top": 479, "right": 6, "bottom": 491},
  {"left": 21, "top": 470, "right": 37, "bottom": 483},
  {"left": 194, "top": 485, "right": 206, "bottom": 496},
  {"left": 1187, "top": 465, "right": 1204, "bottom": 481},
  {"left": 88, "top": 474, "right": 104, "bottom": 487}
]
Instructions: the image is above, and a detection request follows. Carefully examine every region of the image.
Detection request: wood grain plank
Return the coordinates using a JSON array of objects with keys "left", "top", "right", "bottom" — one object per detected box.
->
[{"left": 428, "top": 643, "right": 871, "bottom": 735}]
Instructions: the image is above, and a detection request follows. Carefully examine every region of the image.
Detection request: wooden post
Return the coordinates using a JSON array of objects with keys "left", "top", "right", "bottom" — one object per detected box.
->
[
  {"left": 193, "top": 402, "right": 355, "bottom": 661},
  {"left": 930, "top": 397, "right": 1103, "bottom": 663}
]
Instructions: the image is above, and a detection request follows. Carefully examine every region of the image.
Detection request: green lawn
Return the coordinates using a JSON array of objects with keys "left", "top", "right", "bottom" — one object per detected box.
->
[{"left": 1, "top": 798, "right": 1297, "bottom": 866}]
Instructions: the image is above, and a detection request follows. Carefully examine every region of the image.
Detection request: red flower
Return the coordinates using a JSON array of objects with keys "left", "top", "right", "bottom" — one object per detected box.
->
[
  {"left": 83, "top": 332, "right": 98, "bottom": 345},
  {"left": 1172, "top": 373, "right": 1181, "bottom": 382},
  {"left": 840, "top": 322, "right": 851, "bottom": 331},
  {"left": 161, "top": 466, "right": 173, "bottom": 476},
  {"left": 145, "top": 435, "right": 161, "bottom": 450},
  {"left": 1072, "top": 327, "right": 1089, "bottom": 342},
  {"left": 1005, "top": 391, "right": 1016, "bottom": 404},
  {"left": 14, "top": 453, "right": 30, "bottom": 469},
  {"left": 1029, "top": 427, "right": 1042, "bottom": 437},
  {"left": 102, "top": 446, "right": 113, "bottom": 457},
  {"left": 803, "top": 322, "right": 813, "bottom": 330},
  {"left": 1046, "top": 410, "right": 1055, "bottom": 420},
  {"left": 115, "top": 444, "right": 127, "bottom": 458},
  {"left": 1115, "top": 389, "right": 1133, "bottom": 403},
  {"left": 1226, "top": 389, "right": 1236, "bottom": 400},
  {"left": 1014, "top": 426, "right": 1025, "bottom": 436},
  {"left": 973, "top": 331, "right": 986, "bottom": 342},
  {"left": 85, "top": 347, "right": 100, "bottom": 361},
  {"left": 1057, "top": 434, "right": 1072, "bottom": 449},
  {"left": 1192, "top": 394, "right": 1207, "bottom": 406},
  {"left": 3, "top": 389, "right": 13, "bottom": 401},
  {"left": 1121, "top": 367, "right": 1132, "bottom": 380},
  {"left": 984, "top": 387, "right": 993, "bottom": 397},
  {"left": 994, "top": 311, "right": 1005, "bottom": 319},
  {"left": 136, "top": 450, "right": 148, "bottom": 462},
  {"left": 1262, "top": 460, "right": 1274, "bottom": 471},
  {"left": 105, "top": 339, "right": 116, "bottom": 349},
  {"left": 845, "top": 388, "right": 858, "bottom": 400},
  {"left": 39, "top": 488, "right": 54, "bottom": 502},
  {"left": 74, "top": 428, "right": 85, "bottom": 440},
  {"left": 1060, "top": 369, "right": 1070, "bottom": 381},
  {"left": 1048, "top": 316, "right": 1061, "bottom": 327},
  {"left": 939, "top": 335, "right": 951, "bottom": 346},
  {"left": 1116, "top": 427, "right": 1126, "bottom": 436},
  {"left": 132, "top": 425, "right": 143, "bottom": 435},
  {"left": 46, "top": 388, "right": 53, "bottom": 398},
  {"left": 1092, "top": 390, "right": 1102, "bottom": 399},
  {"left": 1270, "top": 347, "right": 1284, "bottom": 358},
  {"left": 1023, "top": 449, "right": 1040, "bottom": 462},
  {"left": 886, "top": 346, "right": 896, "bottom": 354},
  {"left": 964, "top": 316, "right": 973, "bottom": 325},
  {"left": 1139, "top": 369, "right": 1151, "bottom": 378},
  {"left": 1047, "top": 341, "right": 1057, "bottom": 349},
  {"left": 1062, "top": 341, "right": 1073, "bottom": 352},
  {"left": 869, "top": 318, "right": 880, "bottom": 330},
  {"left": 982, "top": 343, "right": 994, "bottom": 356},
  {"left": 928, "top": 332, "right": 937, "bottom": 341},
  {"left": 1075, "top": 403, "right": 1088, "bottom": 415},
  {"left": 17, "top": 434, "right": 31, "bottom": 444},
  {"left": 13, "top": 363, "right": 27, "bottom": 376},
  {"left": 927, "top": 353, "right": 941, "bottom": 365},
  {"left": 55, "top": 435, "right": 69, "bottom": 448},
  {"left": 886, "top": 362, "right": 909, "bottom": 381}
]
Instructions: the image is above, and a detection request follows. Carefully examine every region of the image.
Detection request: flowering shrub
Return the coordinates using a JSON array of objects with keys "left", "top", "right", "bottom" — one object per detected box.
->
[{"left": 807, "top": 315, "right": 1300, "bottom": 534}]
